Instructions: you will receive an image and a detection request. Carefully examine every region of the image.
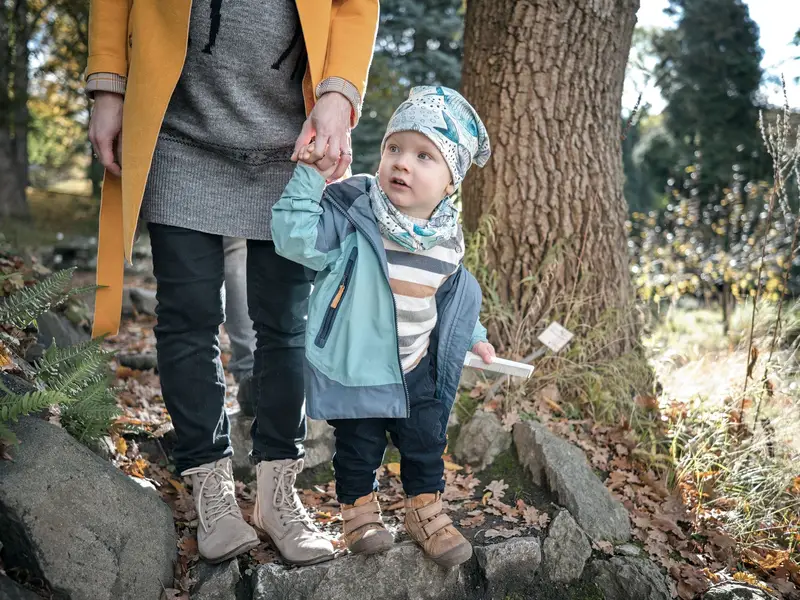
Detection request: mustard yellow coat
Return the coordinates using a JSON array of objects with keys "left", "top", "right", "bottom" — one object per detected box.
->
[{"left": 88, "top": 0, "right": 379, "bottom": 337}]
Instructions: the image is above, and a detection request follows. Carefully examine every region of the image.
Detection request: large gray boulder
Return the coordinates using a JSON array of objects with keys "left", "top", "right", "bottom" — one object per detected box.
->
[
  {"left": 586, "top": 556, "right": 671, "bottom": 600},
  {"left": 191, "top": 560, "right": 242, "bottom": 600},
  {"left": 453, "top": 410, "right": 511, "bottom": 470},
  {"left": 252, "top": 543, "right": 473, "bottom": 600},
  {"left": 474, "top": 537, "right": 542, "bottom": 600},
  {"left": 542, "top": 510, "right": 592, "bottom": 582},
  {"left": 0, "top": 417, "right": 176, "bottom": 600},
  {"left": 703, "top": 583, "right": 774, "bottom": 599},
  {"left": 0, "top": 574, "right": 42, "bottom": 600},
  {"left": 513, "top": 421, "right": 631, "bottom": 542}
]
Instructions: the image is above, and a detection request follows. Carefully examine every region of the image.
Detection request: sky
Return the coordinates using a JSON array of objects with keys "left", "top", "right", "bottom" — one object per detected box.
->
[{"left": 623, "top": 0, "right": 800, "bottom": 112}]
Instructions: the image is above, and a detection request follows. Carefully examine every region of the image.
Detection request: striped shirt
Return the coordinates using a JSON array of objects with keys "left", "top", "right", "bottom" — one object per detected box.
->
[{"left": 384, "top": 223, "right": 464, "bottom": 372}]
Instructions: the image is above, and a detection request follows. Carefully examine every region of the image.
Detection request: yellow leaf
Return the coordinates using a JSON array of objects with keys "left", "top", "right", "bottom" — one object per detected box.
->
[
  {"left": 443, "top": 461, "right": 463, "bottom": 472},
  {"left": 481, "top": 491, "right": 492, "bottom": 505},
  {"left": 169, "top": 478, "right": 185, "bottom": 492},
  {"left": 114, "top": 436, "right": 128, "bottom": 456},
  {"left": 386, "top": 462, "right": 401, "bottom": 476}
]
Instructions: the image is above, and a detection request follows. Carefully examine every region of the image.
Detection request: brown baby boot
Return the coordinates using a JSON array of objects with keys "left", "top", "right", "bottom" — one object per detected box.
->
[
  {"left": 404, "top": 492, "right": 472, "bottom": 567},
  {"left": 341, "top": 492, "right": 394, "bottom": 555}
]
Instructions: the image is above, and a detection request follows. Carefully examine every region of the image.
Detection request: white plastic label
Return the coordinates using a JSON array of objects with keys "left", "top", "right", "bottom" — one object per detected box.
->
[
  {"left": 463, "top": 352, "right": 534, "bottom": 379},
  {"left": 537, "top": 322, "right": 574, "bottom": 352}
]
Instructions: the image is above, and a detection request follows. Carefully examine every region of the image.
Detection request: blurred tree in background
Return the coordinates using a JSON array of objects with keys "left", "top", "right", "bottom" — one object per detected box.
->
[
  {"left": 351, "top": 0, "right": 464, "bottom": 174},
  {"left": 652, "top": 0, "right": 768, "bottom": 198}
]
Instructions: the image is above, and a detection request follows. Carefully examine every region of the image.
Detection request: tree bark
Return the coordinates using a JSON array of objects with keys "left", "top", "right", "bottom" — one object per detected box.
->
[
  {"left": 461, "top": 0, "right": 639, "bottom": 355},
  {"left": 0, "top": 0, "right": 29, "bottom": 219},
  {"left": 12, "top": 0, "right": 30, "bottom": 189}
]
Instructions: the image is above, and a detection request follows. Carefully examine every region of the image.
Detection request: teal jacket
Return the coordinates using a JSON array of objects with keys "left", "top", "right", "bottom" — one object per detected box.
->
[{"left": 271, "top": 165, "right": 487, "bottom": 420}]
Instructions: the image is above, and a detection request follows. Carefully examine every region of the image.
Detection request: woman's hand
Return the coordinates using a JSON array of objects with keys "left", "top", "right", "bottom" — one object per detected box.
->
[
  {"left": 298, "top": 143, "right": 338, "bottom": 181},
  {"left": 88, "top": 91, "right": 124, "bottom": 177}
]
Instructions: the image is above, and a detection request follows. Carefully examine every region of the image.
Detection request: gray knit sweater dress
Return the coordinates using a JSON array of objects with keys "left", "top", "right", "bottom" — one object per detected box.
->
[{"left": 139, "top": 0, "right": 308, "bottom": 240}]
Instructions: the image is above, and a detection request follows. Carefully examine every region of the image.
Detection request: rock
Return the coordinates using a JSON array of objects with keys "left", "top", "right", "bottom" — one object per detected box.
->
[
  {"left": 228, "top": 413, "right": 334, "bottom": 483},
  {"left": 35, "top": 310, "right": 89, "bottom": 349},
  {"left": 586, "top": 556, "right": 671, "bottom": 600},
  {"left": 474, "top": 537, "right": 541, "bottom": 600},
  {"left": 0, "top": 574, "right": 42, "bottom": 600},
  {"left": 453, "top": 410, "right": 512, "bottom": 470},
  {"left": 703, "top": 583, "right": 774, "bottom": 599},
  {"left": 228, "top": 408, "right": 255, "bottom": 482},
  {"left": 129, "top": 288, "right": 158, "bottom": 316},
  {"left": 252, "top": 542, "right": 472, "bottom": 600},
  {"left": 615, "top": 543, "right": 643, "bottom": 557},
  {"left": 118, "top": 352, "right": 158, "bottom": 371},
  {"left": 513, "top": 421, "right": 631, "bottom": 542},
  {"left": 0, "top": 371, "right": 40, "bottom": 396},
  {"left": 304, "top": 418, "right": 335, "bottom": 470},
  {"left": 0, "top": 417, "right": 177, "bottom": 600},
  {"left": 121, "top": 288, "right": 135, "bottom": 317},
  {"left": 191, "top": 559, "right": 242, "bottom": 600},
  {"left": 542, "top": 510, "right": 591, "bottom": 582}
]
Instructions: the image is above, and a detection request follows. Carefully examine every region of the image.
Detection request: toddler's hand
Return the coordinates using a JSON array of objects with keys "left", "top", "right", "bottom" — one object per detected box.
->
[
  {"left": 298, "top": 143, "right": 338, "bottom": 180},
  {"left": 471, "top": 341, "right": 495, "bottom": 364}
]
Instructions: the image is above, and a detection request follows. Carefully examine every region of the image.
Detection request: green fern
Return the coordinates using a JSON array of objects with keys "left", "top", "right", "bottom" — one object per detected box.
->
[
  {"left": 0, "top": 268, "right": 119, "bottom": 445},
  {"left": 0, "top": 268, "right": 76, "bottom": 328},
  {"left": 0, "top": 388, "right": 73, "bottom": 422},
  {"left": 37, "top": 340, "right": 115, "bottom": 397}
]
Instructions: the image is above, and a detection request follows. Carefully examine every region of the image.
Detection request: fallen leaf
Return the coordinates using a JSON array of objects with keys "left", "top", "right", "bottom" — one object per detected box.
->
[
  {"left": 485, "top": 479, "right": 509, "bottom": 501},
  {"left": 484, "top": 527, "right": 523, "bottom": 540},
  {"left": 386, "top": 462, "right": 401, "bottom": 476},
  {"left": 593, "top": 540, "right": 614, "bottom": 555},
  {"left": 443, "top": 461, "right": 463, "bottom": 472},
  {"left": 114, "top": 436, "right": 128, "bottom": 456},
  {"left": 459, "top": 513, "right": 486, "bottom": 528}
]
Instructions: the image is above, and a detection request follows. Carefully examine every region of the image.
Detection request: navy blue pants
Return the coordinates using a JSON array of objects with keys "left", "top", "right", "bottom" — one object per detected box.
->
[
  {"left": 328, "top": 353, "right": 448, "bottom": 505},
  {"left": 148, "top": 223, "right": 309, "bottom": 474}
]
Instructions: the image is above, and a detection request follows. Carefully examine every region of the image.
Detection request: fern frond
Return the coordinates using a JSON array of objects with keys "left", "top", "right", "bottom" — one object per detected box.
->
[
  {"left": 66, "top": 284, "right": 99, "bottom": 298},
  {"left": 0, "top": 421, "right": 17, "bottom": 443},
  {"left": 0, "top": 268, "right": 77, "bottom": 328},
  {"left": 0, "top": 390, "right": 73, "bottom": 422},
  {"left": 37, "top": 340, "right": 114, "bottom": 396}
]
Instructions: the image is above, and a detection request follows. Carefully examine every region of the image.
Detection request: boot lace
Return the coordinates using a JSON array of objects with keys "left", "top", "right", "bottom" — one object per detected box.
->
[
  {"left": 273, "top": 459, "right": 316, "bottom": 529},
  {"left": 183, "top": 463, "right": 238, "bottom": 533}
]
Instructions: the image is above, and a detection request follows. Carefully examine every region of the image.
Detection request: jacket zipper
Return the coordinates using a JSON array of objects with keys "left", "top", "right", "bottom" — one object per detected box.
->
[
  {"left": 328, "top": 199, "right": 410, "bottom": 414},
  {"left": 314, "top": 246, "right": 358, "bottom": 348}
]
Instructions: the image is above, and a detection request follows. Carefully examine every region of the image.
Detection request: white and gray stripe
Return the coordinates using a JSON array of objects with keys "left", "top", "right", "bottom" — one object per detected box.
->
[{"left": 384, "top": 228, "right": 464, "bottom": 372}]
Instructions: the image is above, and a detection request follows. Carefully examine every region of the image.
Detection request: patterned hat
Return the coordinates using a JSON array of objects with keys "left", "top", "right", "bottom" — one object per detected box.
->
[{"left": 382, "top": 86, "right": 491, "bottom": 187}]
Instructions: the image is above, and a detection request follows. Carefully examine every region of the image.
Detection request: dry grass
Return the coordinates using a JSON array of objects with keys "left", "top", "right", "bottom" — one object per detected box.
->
[
  {"left": 646, "top": 302, "right": 800, "bottom": 558},
  {"left": 0, "top": 186, "right": 99, "bottom": 250}
]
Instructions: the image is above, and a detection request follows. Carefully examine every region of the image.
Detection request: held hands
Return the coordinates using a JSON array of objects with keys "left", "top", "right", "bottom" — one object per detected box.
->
[
  {"left": 292, "top": 92, "right": 353, "bottom": 181},
  {"left": 471, "top": 341, "right": 496, "bottom": 365},
  {"left": 297, "top": 143, "right": 339, "bottom": 181}
]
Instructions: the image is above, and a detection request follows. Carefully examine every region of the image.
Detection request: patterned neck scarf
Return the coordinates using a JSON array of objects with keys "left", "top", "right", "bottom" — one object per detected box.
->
[{"left": 368, "top": 177, "right": 460, "bottom": 253}]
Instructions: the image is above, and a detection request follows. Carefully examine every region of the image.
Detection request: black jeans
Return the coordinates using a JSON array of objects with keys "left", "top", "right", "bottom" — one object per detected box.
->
[
  {"left": 148, "top": 223, "right": 310, "bottom": 474},
  {"left": 328, "top": 353, "right": 448, "bottom": 505}
]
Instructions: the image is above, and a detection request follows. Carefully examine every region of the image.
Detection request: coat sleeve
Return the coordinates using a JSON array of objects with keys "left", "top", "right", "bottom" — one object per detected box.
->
[
  {"left": 271, "top": 164, "right": 348, "bottom": 272},
  {"left": 324, "top": 0, "right": 379, "bottom": 103},
  {"left": 470, "top": 320, "right": 489, "bottom": 349},
  {"left": 87, "top": 0, "right": 131, "bottom": 78}
]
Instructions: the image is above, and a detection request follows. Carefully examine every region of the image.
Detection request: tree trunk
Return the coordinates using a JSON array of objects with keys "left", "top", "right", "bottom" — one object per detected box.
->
[
  {"left": 12, "top": 0, "right": 29, "bottom": 189},
  {"left": 0, "top": 0, "right": 28, "bottom": 219},
  {"left": 461, "top": 0, "right": 639, "bottom": 356},
  {"left": 0, "top": 1, "right": 29, "bottom": 220}
]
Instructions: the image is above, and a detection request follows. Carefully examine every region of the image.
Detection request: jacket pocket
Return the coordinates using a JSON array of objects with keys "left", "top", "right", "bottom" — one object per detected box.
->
[{"left": 314, "top": 246, "right": 358, "bottom": 348}]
